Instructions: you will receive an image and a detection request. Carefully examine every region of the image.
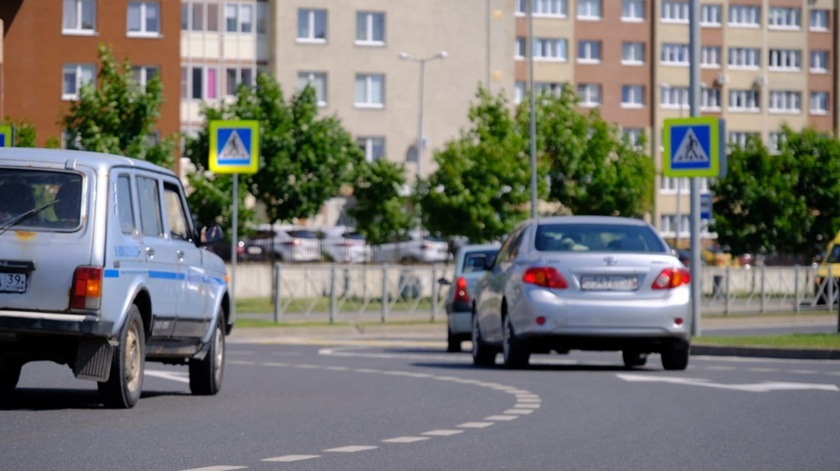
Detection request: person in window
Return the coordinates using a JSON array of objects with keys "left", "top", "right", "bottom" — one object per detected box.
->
[{"left": 54, "top": 181, "right": 82, "bottom": 227}]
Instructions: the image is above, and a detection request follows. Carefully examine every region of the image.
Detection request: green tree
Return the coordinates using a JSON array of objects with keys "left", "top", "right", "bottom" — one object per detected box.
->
[
  {"left": 420, "top": 87, "right": 534, "bottom": 242},
  {"left": 1, "top": 119, "right": 37, "bottom": 147},
  {"left": 61, "top": 44, "right": 176, "bottom": 168},
  {"left": 348, "top": 159, "right": 412, "bottom": 245},
  {"left": 533, "top": 85, "right": 654, "bottom": 217}
]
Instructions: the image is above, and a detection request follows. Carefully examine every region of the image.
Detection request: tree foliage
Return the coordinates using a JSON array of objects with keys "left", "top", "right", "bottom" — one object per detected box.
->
[
  {"left": 1, "top": 119, "right": 37, "bottom": 147},
  {"left": 61, "top": 44, "right": 176, "bottom": 168},
  {"left": 420, "top": 87, "right": 534, "bottom": 242},
  {"left": 348, "top": 159, "right": 412, "bottom": 246}
]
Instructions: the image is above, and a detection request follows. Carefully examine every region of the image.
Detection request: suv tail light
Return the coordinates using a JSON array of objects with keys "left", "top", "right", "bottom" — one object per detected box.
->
[
  {"left": 523, "top": 267, "right": 568, "bottom": 289},
  {"left": 71, "top": 266, "right": 103, "bottom": 310},
  {"left": 652, "top": 268, "right": 691, "bottom": 290},
  {"left": 421, "top": 241, "right": 432, "bottom": 250},
  {"left": 453, "top": 277, "right": 470, "bottom": 303}
]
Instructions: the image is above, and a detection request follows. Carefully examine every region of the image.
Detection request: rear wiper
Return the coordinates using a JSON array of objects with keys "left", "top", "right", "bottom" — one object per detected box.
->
[{"left": 0, "top": 201, "right": 60, "bottom": 235}]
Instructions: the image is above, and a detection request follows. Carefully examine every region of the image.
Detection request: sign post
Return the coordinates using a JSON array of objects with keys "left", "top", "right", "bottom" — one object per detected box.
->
[{"left": 209, "top": 120, "right": 260, "bottom": 322}]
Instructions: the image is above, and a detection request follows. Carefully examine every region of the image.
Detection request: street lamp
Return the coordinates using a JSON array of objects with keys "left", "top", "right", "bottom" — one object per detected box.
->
[{"left": 399, "top": 50, "right": 448, "bottom": 182}]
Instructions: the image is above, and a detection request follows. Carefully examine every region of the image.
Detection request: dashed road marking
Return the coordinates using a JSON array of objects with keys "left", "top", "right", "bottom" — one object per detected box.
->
[
  {"left": 458, "top": 422, "right": 494, "bottom": 428},
  {"left": 383, "top": 436, "right": 430, "bottom": 443},
  {"left": 504, "top": 409, "right": 535, "bottom": 415},
  {"left": 515, "top": 403, "right": 541, "bottom": 409},
  {"left": 485, "top": 415, "right": 518, "bottom": 421},
  {"left": 180, "top": 466, "right": 247, "bottom": 471},
  {"left": 324, "top": 446, "right": 379, "bottom": 453},
  {"left": 262, "top": 455, "right": 320, "bottom": 463},
  {"left": 145, "top": 370, "right": 189, "bottom": 384},
  {"left": 422, "top": 429, "right": 465, "bottom": 436}
]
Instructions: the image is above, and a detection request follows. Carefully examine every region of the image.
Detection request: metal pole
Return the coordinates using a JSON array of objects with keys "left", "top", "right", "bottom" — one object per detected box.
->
[
  {"left": 273, "top": 262, "right": 281, "bottom": 323},
  {"left": 431, "top": 265, "right": 438, "bottom": 322},
  {"left": 688, "top": 0, "right": 701, "bottom": 337},
  {"left": 231, "top": 174, "right": 238, "bottom": 323},
  {"left": 528, "top": 0, "right": 537, "bottom": 219},
  {"left": 329, "top": 264, "right": 336, "bottom": 324},
  {"left": 417, "top": 60, "right": 426, "bottom": 182}
]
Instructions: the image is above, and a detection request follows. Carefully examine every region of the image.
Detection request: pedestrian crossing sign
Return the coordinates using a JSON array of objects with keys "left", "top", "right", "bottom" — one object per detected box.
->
[
  {"left": 0, "top": 125, "right": 12, "bottom": 147},
  {"left": 663, "top": 117, "right": 723, "bottom": 178},
  {"left": 209, "top": 120, "right": 260, "bottom": 174}
]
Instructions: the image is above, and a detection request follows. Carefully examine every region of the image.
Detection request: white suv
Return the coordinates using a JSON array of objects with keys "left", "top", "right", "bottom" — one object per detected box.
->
[{"left": 0, "top": 148, "right": 231, "bottom": 408}]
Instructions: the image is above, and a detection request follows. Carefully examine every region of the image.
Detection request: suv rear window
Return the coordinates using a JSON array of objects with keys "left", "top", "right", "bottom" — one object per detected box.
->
[{"left": 0, "top": 169, "right": 83, "bottom": 231}]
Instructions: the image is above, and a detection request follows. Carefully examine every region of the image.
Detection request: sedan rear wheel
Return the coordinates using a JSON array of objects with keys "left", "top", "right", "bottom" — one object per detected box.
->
[
  {"left": 661, "top": 341, "right": 690, "bottom": 371},
  {"left": 502, "top": 316, "right": 530, "bottom": 369},
  {"left": 622, "top": 350, "right": 648, "bottom": 368},
  {"left": 471, "top": 315, "right": 496, "bottom": 367}
]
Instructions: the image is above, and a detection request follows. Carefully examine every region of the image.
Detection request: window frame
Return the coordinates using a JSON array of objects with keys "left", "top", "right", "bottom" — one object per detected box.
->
[
  {"left": 63, "top": 0, "right": 97, "bottom": 35},
  {"left": 621, "top": 0, "right": 644, "bottom": 22},
  {"left": 621, "top": 85, "right": 645, "bottom": 109},
  {"left": 577, "top": 39, "right": 601, "bottom": 63},
  {"left": 577, "top": 83, "right": 601, "bottom": 107},
  {"left": 577, "top": 0, "right": 602, "bottom": 20},
  {"left": 297, "top": 8, "right": 328, "bottom": 43},
  {"left": 297, "top": 71, "right": 328, "bottom": 107},
  {"left": 62, "top": 63, "right": 96, "bottom": 101},
  {"left": 127, "top": 1, "right": 161, "bottom": 37},
  {"left": 621, "top": 41, "right": 645, "bottom": 65},
  {"left": 354, "top": 73, "right": 385, "bottom": 108},
  {"left": 355, "top": 11, "right": 385, "bottom": 46},
  {"left": 810, "top": 91, "right": 829, "bottom": 115}
]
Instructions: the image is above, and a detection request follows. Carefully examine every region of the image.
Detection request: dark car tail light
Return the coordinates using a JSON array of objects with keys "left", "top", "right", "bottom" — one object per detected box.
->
[
  {"left": 421, "top": 241, "right": 432, "bottom": 250},
  {"left": 523, "top": 267, "right": 568, "bottom": 289},
  {"left": 453, "top": 277, "right": 470, "bottom": 303},
  {"left": 71, "top": 266, "right": 103, "bottom": 310},
  {"left": 652, "top": 268, "right": 691, "bottom": 290}
]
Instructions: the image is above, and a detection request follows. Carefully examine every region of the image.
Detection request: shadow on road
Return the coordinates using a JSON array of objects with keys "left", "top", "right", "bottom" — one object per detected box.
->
[{"left": 0, "top": 388, "right": 189, "bottom": 411}]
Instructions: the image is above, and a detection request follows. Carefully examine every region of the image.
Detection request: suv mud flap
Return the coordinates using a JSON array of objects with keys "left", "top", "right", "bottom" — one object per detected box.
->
[{"left": 74, "top": 338, "right": 114, "bottom": 381}]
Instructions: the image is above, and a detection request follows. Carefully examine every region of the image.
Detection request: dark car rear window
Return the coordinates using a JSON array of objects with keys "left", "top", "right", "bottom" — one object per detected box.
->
[
  {"left": 0, "top": 169, "right": 83, "bottom": 231},
  {"left": 535, "top": 223, "right": 668, "bottom": 253},
  {"left": 462, "top": 249, "right": 499, "bottom": 273}
]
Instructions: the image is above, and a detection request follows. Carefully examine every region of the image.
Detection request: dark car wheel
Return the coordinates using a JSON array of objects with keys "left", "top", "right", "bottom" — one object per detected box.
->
[
  {"left": 502, "top": 316, "right": 530, "bottom": 369},
  {"left": 98, "top": 305, "right": 145, "bottom": 409},
  {"left": 622, "top": 350, "right": 648, "bottom": 368},
  {"left": 190, "top": 313, "right": 226, "bottom": 396},
  {"left": 471, "top": 315, "right": 496, "bottom": 367},
  {"left": 0, "top": 363, "right": 22, "bottom": 396},
  {"left": 661, "top": 341, "right": 690, "bottom": 371},
  {"left": 446, "top": 328, "right": 461, "bottom": 353}
]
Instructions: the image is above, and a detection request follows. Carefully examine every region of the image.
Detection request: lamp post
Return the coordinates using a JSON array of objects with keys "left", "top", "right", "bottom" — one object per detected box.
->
[{"left": 399, "top": 50, "right": 448, "bottom": 182}]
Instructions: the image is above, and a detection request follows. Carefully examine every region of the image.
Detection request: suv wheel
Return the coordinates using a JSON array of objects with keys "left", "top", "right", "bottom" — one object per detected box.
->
[
  {"left": 189, "top": 311, "right": 225, "bottom": 395},
  {"left": 0, "top": 363, "right": 22, "bottom": 396},
  {"left": 471, "top": 315, "right": 495, "bottom": 367},
  {"left": 661, "top": 341, "right": 690, "bottom": 371},
  {"left": 98, "top": 305, "right": 145, "bottom": 409},
  {"left": 502, "top": 316, "right": 530, "bottom": 369}
]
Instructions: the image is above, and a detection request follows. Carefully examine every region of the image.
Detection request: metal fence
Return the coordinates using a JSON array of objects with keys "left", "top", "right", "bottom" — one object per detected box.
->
[{"left": 268, "top": 263, "right": 837, "bottom": 323}]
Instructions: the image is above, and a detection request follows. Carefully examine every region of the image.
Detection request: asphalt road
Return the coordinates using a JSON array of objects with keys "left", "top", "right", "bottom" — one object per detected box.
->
[{"left": 1, "top": 327, "right": 839, "bottom": 471}]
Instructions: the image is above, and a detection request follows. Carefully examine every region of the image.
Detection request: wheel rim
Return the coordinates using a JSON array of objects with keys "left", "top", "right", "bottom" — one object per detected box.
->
[
  {"left": 125, "top": 322, "right": 142, "bottom": 392},
  {"left": 213, "top": 326, "right": 224, "bottom": 384},
  {"left": 502, "top": 318, "right": 511, "bottom": 360}
]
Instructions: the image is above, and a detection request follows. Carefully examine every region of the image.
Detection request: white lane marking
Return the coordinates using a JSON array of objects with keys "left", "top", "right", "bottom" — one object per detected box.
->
[
  {"left": 323, "top": 366, "right": 349, "bottom": 371},
  {"left": 293, "top": 364, "right": 321, "bottom": 369},
  {"left": 383, "top": 436, "right": 430, "bottom": 443},
  {"left": 262, "top": 362, "right": 289, "bottom": 367},
  {"left": 701, "top": 366, "right": 736, "bottom": 371},
  {"left": 515, "top": 403, "right": 541, "bottom": 409},
  {"left": 504, "top": 409, "right": 535, "bottom": 415},
  {"left": 422, "top": 429, "right": 464, "bottom": 436},
  {"left": 789, "top": 369, "right": 820, "bottom": 375},
  {"left": 485, "top": 415, "right": 518, "bottom": 421},
  {"left": 145, "top": 369, "right": 189, "bottom": 384},
  {"left": 617, "top": 373, "right": 840, "bottom": 393},
  {"left": 228, "top": 360, "right": 256, "bottom": 366},
  {"left": 748, "top": 368, "right": 779, "bottom": 373},
  {"left": 515, "top": 398, "right": 542, "bottom": 403},
  {"left": 324, "top": 446, "right": 378, "bottom": 453},
  {"left": 262, "top": 455, "right": 320, "bottom": 463},
  {"left": 180, "top": 466, "right": 247, "bottom": 471},
  {"left": 355, "top": 368, "right": 384, "bottom": 373},
  {"left": 458, "top": 422, "right": 494, "bottom": 428}
]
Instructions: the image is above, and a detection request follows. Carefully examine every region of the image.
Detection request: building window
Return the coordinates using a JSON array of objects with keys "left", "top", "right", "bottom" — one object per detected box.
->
[
  {"left": 356, "top": 11, "right": 385, "bottom": 45},
  {"left": 621, "top": 85, "right": 644, "bottom": 108},
  {"left": 768, "top": 7, "right": 800, "bottom": 30},
  {"left": 701, "top": 46, "right": 721, "bottom": 68},
  {"left": 810, "top": 92, "right": 829, "bottom": 115},
  {"left": 661, "top": 43, "right": 689, "bottom": 66},
  {"left": 728, "top": 47, "right": 760, "bottom": 69},
  {"left": 622, "top": 128, "right": 644, "bottom": 149},
  {"left": 700, "top": 87, "right": 721, "bottom": 110},
  {"left": 768, "top": 132, "right": 786, "bottom": 153},
  {"left": 226, "top": 67, "right": 255, "bottom": 96},
  {"left": 577, "top": 40, "right": 601, "bottom": 63},
  {"left": 62, "top": 63, "right": 95, "bottom": 100},
  {"left": 298, "top": 8, "right": 327, "bottom": 42},
  {"left": 224, "top": 3, "right": 254, "bottom": 33},
  {"left": 700, "top": 4, "right": 721, "bottom": 26},
  {"left": 811, "top": 50, "right": 829, "bottom": 73},
  {"left": 256, "top": 2, "right": 268, "bottom": 34},
  {"left": 515, "top": 37, "right": 526, "bottom": 58},
  {"left": 728, "top": 89, "right": 760, "bottom": 112},
  {"left": 127, "top": 1, "right": 160, "bottom": 36},
  {"left": 297, "top": 72, "right": 328, "bottom": 107},
  {"left": 357, "top": 137, "right": 386, "bottom": 162},
  {"left": 660, "top": 85, "right": 688, "bottom": 109},
  {"left": 661, "top": 1, "right": 688, "bottom": 23},
  {"left": 516, "top": 0, "right": 568, "bottom": 16},
  {"left": 729, "top": 5, "right": 760, "bottom": 27},
  {"left": 577, "top": 0, "right": 601, "bottom": 20},
  {"left": 769, "top": 91, "right": 801, "bottom": 113},
  {"left": 63, "top": 0, "right": 96, "bottom": 34},
  {"left": 534, "top": 81, "right": 565, "bottom": 98},
  {"left": 577, "top": 83, "right": 601, "bottom": 107},
  {"left": 621, "top": 0, "right": 644, "bottom": 21},
  {"left": 355, "top": 74, "right": 384, "bottom": 108},
  {"left": 622, "top": 42, "right": 644, "bottom": 65},
  {"left": 535, "top": 38, "right": 568, "bottom": 61},
  {"left": 515, "top": 81, "right": 526, "bottom": 104},
  {"left": 728, "top": 131, "right": 759, "bottom": 148},
  {"left": 131, "top": 66, "right": 158, "bottom": 90},
  {"left": 768, "top": 49, "right": 801, "bottom": 71},
  {"left": 810, "top": 9, "right": 829, "bottom": 31}
]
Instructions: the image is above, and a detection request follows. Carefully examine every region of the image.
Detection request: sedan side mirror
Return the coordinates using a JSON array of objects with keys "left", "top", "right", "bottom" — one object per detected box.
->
[{"left": 438, "top": 277, "right": 451, "bottom": 286}]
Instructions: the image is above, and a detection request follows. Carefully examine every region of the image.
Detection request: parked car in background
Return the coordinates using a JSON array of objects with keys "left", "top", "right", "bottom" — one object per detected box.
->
[
  {"left": 320, "top": 226, "right": 371, "bottom": 263},
  {"left": 472, "top": 215, "right": 691, "bottom": 370},
  {"left": 438, "top": 243, "right": 500, "bottom": 352},
  {"left": 244, "top": 225, "right": 321, "bottom": 262},
  {"left": 372, "top": 231, "right": 450, "bottom": 264}
]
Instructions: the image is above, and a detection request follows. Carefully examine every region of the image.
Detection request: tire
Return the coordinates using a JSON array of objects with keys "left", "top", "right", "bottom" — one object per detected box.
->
[
  {"left": 622, "top": 350, "right": 648, "bottom": 368},
  {"left": 446, "top": 328, "right": 461, "bottom": 353},
  {"left": 98, "top": 305, "right": 145, "bottom": 409},
  {"left": 661, "top": 341, "right": 690, "bottom": 371},
  {"left": 471, "top": 315, "right": 496, "bottom": 367},
  {"left": 0, "top": 363, "right": 22, "bottom": 396},
  {"left": 189, "top": 313, "right": 225, "bottom": 396},
  {"left": 502, "top": 316, "right": 530, "bottom": 369}
]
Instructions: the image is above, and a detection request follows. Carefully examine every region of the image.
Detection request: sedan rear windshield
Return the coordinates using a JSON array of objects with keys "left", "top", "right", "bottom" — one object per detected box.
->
[
  {"left": 535, "top": 223, "right": 668, "bottom": 253},
  {"left": 0, "top": 169, "right": 83, "bottom": 232}
]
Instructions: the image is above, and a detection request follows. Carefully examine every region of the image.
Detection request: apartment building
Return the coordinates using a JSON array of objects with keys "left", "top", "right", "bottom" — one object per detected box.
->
[{"left": 0, "top": 0, "right": 180, "bottom": 151}]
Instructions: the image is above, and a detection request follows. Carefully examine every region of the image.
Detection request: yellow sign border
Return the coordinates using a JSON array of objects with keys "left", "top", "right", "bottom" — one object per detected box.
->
[
  {"left": 663, "top": 117, "right": 720, "bottom": 178},
  {"left": 209, "top": 120, "right": 260, "bottom": 174}
]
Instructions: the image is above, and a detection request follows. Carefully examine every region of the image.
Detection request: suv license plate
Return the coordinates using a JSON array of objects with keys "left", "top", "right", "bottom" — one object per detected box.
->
[
  {"left": 580, "top": 275, "right": 638, "bottom": 291},
  {"left": 0, "top": 272, "right": 27, "bottom": 293}
]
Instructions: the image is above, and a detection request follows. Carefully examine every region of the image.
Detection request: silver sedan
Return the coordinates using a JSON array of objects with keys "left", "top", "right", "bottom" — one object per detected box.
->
[{"left": 472, "top": 215, "right": 691, "bottom": 370}]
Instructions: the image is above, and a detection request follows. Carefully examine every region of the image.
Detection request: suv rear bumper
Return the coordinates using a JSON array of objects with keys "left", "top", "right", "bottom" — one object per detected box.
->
[{"left": 0, "top": 311, "right": 114, "bottom": 337}]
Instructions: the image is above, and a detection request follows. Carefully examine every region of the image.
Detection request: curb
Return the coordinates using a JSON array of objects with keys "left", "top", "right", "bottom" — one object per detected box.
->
[{"left": 691, "top": 345, "right": 840, "bottom": 360}]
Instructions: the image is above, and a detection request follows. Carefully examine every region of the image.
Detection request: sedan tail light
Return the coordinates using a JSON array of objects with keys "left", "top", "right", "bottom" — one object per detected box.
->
[
  {"left": 71, "top": 266, "right": 102, "bottom": 310},
  {"left": 453, "top": 277, "right": 470, "bottom": 303},
  {"left": 523, "top": 267, "right": 568, "bottom": 289},
  {"left": 652, "top": 268, "right": 691, "bottom": 290}
]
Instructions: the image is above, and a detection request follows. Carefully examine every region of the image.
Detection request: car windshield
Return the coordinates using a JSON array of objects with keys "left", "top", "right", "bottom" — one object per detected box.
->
[
  {"left": 0, "top": 169, "right": 83, "bottom": 232},
  {"left": 462, "top": 250, "right": 499, "bottom": 273},
  {"left": 535, "top": 223, "right": 668, "bottom": 253}
]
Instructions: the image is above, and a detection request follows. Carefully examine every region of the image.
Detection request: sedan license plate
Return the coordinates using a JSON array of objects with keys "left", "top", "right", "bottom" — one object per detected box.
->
[
  {"left": 580, "top": 275, "right": 638, "bottom": 291},
  {"left": 0, "top": 272, "right": 27, "bottom": 293}
]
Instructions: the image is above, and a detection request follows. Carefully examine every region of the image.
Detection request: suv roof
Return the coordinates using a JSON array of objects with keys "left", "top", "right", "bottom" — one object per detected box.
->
[{"left": 0, "top": 148, "right": 176, "bottom": 177}]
